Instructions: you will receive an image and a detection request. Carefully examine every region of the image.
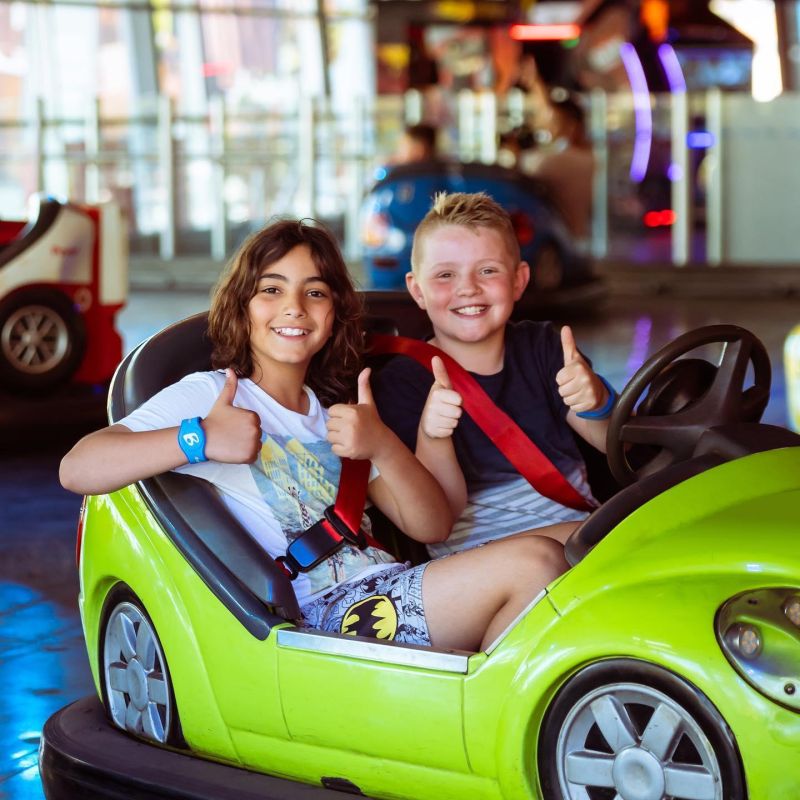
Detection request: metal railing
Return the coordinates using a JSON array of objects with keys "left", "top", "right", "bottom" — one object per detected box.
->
[{"left": 2, "top": 88, "right": 798, "bottom": 269}]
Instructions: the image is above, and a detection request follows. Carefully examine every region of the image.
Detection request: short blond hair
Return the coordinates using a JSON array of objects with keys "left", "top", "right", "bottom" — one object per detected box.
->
[{"left": 410, "top": 191, "right": 520, "bottom": 272}]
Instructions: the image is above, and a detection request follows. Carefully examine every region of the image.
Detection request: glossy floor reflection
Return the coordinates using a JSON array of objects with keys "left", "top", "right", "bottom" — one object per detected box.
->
[
  {"left": 0, "top": 584, "right": 91, "bottom": 799},
  {"left": 0, "top": 288, "right": 797, "bottom": 800}
]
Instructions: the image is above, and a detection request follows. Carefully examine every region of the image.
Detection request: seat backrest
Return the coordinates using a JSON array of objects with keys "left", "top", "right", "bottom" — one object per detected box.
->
[
  {"left": 110, "top": 312, "right": 213, "bottom": 421},
  {"left": 109, "top": 312, "right": 300, "bottom": 636}
]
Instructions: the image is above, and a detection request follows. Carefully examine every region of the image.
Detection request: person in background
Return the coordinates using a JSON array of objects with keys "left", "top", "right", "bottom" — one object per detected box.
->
[
  {"left": 392, "top": 123, "right": 439, "bottom": 165},
  {"left": 497, "top": 124, "right": 537, "bottom": 170},
  {"left": 524, "top": 90, "right": 594, "bottom": 244}
]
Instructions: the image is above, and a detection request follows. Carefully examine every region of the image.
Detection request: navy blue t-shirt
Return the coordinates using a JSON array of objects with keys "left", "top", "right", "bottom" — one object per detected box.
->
[{"left": 372, "top": 320, "right": 587, "bottom": 487}]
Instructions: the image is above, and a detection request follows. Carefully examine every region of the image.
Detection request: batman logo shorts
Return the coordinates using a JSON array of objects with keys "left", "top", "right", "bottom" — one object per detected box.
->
[{"left": 300, "top": 563, "right": 431, "bottom": 646}]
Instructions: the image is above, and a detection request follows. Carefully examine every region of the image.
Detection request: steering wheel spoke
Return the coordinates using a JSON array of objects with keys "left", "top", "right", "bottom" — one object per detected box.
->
[
  {"left": 705, "top": 338, "right": 750, "bottom": 414},
  {"left": 620, "top": 414, "right": 693, "bottom": 449},
  {"left": 742, "top": 384, "right": 770, "bottom": 420}
]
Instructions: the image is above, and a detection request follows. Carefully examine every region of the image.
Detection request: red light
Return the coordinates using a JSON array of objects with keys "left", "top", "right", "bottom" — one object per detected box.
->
[
  {"left": 509, "top": 24, "right": 581, "bottom": 41},
  {"left": 643, "top": 209, "right": 676, "bottom": 227},
  {"left": 510, "top": 211, "right": 535, "bottom": 245},
  {"left": 202, "top": 61, "right": 233, "bottom": 78}
]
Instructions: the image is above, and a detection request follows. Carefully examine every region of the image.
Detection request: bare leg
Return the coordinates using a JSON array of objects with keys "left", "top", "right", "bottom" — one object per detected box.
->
[
  {"left": 421, "top": 535, "right": 568, "bottom": 652},
  {"left": 510, "top": 520, "right": 581, "bottom": 545}
]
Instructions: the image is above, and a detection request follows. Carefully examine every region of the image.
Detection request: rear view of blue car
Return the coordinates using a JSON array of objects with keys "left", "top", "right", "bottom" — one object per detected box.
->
[{"left": 360, "top": 160, "right": 600, "bottom": 303}]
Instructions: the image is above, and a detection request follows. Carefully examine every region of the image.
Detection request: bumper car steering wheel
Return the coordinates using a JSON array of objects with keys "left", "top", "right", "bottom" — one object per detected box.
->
[{"left": 606, "top": 325, "right": 771, "bottom": 486}]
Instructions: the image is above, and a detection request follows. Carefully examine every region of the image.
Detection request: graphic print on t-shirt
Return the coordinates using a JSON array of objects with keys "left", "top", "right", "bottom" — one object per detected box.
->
[{"left": 250, "top": 434, "right": 389, "bottom": 595}]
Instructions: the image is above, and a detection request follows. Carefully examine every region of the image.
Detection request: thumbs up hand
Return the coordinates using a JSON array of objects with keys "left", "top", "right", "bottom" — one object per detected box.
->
[
  {"left": 327, "top": 368, "right": 391, "bottom": 460},
  {"left": 420, "top": 356, "right": 463, "bottom": 440},
  {"left": 555, "top": 326, "right": 608, "bottom": 415},
  {"left": 203, "top": 369, "right": 263, "bottom": 463}
]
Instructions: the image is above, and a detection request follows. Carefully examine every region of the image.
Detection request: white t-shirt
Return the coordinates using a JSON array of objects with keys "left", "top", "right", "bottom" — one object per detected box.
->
[{"left": 119, "top": 371, "right": 396, "bottom": 606}]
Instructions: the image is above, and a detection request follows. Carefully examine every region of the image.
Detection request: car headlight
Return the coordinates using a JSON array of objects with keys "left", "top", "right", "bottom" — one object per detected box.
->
[
  {"left": 716, "top": 588, "right": 800, "bottom": 711},
  {"left": 785, "top": 595, "right": 800, "bottom": 627}
]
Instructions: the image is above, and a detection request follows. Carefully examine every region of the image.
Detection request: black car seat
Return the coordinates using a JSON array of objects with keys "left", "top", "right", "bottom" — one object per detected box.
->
[{"left": 109, "top": 312, "right": 300, "bottom": 639}]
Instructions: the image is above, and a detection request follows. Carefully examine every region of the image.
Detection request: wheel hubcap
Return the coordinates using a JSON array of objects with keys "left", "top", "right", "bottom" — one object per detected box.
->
[
  {"left": 103, "top": 602, "right": 172, "bottom": 743},
  {"left": 612, "top": 747, "right": 665, "bottom": 800},
  {"left": 127, "top": 657, "right": 149, "bottom": 710},
  {"left": 1, "top": 305, "right": 69, "bottom": 374},
  {"left": 557, "top": 683, "right": 722, "bottom": 800}
]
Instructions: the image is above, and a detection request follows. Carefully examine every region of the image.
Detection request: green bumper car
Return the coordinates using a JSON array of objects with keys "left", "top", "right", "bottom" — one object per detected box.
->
[{"left": 41, "top": 316, "right": 800, "bottom": 800}]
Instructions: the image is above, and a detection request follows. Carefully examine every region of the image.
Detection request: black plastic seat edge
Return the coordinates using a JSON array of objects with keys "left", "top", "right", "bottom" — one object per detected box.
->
[{"left": 138, "top": 474, "right": 299, "bottom": 639}]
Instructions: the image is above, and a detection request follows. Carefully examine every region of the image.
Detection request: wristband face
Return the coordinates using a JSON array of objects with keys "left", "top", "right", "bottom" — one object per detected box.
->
[{"left": 178, "top": 417, "right": 207, "bottom": 463}]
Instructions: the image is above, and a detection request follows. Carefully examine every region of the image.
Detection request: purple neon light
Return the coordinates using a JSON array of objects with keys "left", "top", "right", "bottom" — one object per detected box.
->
[
  {"left": 620, "top": 42, "right": 652, "bottom": 183},
  {"left": 687, "top": 130, "right": 715, "bottom": 149},
  {"left": 657, "top": 43, "right": 687, "bottom": 93},
  {"left": 625, "top": 315, "right": 653, "bottom": 382}
]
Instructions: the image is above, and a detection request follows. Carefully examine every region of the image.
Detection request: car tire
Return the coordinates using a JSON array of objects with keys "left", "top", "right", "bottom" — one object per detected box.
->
[
  {"left": 532, "top": 243, "right": 564, "bottom": 292},
  {"left": 538, "top": 659, "right": 745, "bottom": 800},
  {"left": 99, "top": 585, "right": 186, "bottom": 748},
  {"left": 0, "top": 288, "right": 86, "bottom": 392}
]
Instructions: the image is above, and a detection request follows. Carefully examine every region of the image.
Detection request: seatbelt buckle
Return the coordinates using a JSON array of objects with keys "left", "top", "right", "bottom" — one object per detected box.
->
[
  {"left": 276, "top": 506, "right": 368, "bottom": 581},
  {"left": 323, "top": 505, "right": 367, "bottom": 549}
]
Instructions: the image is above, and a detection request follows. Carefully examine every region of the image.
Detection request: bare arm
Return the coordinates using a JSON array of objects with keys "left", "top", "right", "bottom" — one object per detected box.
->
[
  {"left": 367, "top": 431, "right": 453, "bottom": 544},
  {"left": 566, "top": 411, "right": 610, "bottom": 453},
  {"left": 60, "top": 423, "right": 186, "bottom": 495},
  {"left": 59, "top": 369, "right": 262, "bottom": 496},
  {"left": 414, "top": 429, "right": 467, "bottom": 520},
  {"left": 326, "top": 368, "right": 453, "bottom": 544}
]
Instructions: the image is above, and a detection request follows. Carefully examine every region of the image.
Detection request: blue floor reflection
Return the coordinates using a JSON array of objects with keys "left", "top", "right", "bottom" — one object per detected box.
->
[{"left": 0, "top": 586, "right": 93, "bottom": 799}]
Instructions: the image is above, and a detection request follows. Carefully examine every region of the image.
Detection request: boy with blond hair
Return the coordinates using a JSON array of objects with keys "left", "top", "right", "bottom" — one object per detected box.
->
[{"left": 373, "top": 192, "right": 615, "bottom": 556}]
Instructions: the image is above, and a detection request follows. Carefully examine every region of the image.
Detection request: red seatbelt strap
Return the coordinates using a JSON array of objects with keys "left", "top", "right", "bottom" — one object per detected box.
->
[
  {"left": 369, "top": 334, "right": 593, "bottom": 512},
  {"left": 333, "top": 457, "right": 375, "bottom": 542}
]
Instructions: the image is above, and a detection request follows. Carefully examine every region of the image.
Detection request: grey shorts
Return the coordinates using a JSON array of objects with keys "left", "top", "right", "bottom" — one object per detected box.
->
[{"left": 300, "top": 562, "right": 431, "bottom": 646}]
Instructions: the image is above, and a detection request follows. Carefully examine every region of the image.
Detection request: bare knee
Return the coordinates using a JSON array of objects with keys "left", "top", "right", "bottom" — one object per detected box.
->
[{"left": 503, "top": 536, "right": 568, "bottom": 586}]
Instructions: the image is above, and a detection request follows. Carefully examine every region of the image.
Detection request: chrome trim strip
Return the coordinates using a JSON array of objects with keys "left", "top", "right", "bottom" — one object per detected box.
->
[
  {"left": 484, "top": 589, "right": 547, "bottom": 655},
  {"left": 276, "top": 628, "right": 471, "bottom": 673}
]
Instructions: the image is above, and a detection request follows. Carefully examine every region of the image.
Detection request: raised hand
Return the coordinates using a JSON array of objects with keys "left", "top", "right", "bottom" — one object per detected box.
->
[
  {"left": 326, "top": 368, "right": 391, "bottom": 461},
  {"left": 556, "top": 325, "right": 607, "bottom": 415},
  {"left": 203, "top": 369, "right": 263, "bottom": 463},
  {"left": 420, "top": 356, "right": 463, "bottom": 439}
]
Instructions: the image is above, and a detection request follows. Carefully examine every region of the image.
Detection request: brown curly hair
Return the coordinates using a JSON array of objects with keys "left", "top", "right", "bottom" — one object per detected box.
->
[{"left": 208, "top": 218, "right": 364, "bottom": 406}]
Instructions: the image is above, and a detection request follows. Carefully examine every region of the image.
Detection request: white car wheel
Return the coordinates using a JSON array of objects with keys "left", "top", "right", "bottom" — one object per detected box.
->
[
  {"left": 101, "top": 599, "right": 177, "bottom": 745},
  {"left": 539, "top": 660, "right": 745, "bottom": 800},
  {"left": 557, "top": 683, "right": 721, "bottom": 799}
]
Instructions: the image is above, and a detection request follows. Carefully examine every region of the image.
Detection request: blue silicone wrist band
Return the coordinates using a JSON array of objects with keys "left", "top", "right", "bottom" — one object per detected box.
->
[
  {"left": 178, "top": 417, "right": 207, "bottom": 463},
  {"left": 576, "top": 375, "right": 618, "bottom": 420}
]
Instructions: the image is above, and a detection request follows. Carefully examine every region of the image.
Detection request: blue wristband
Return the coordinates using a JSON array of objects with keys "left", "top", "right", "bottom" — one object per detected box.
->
[
  {"left": 576, "top": 375, "right": 618, "bottom": 420},
  {"left": 178, "top": 417, "right": 207, "bottom": 463}
]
